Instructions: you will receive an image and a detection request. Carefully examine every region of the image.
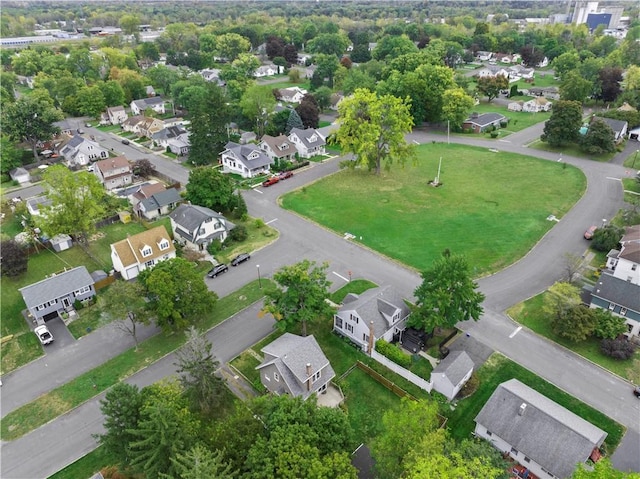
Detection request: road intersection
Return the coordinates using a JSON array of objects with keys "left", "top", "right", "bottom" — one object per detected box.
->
[{"left": 2, "top": 125, "right": 639, "bottom": 478}]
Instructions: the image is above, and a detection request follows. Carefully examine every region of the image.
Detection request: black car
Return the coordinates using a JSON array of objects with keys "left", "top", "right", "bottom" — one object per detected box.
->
[
  {"left": 121, "top": 139, "right": 130, "bottom": 145},
  {"left": 207, "top": 263, "right": 229, "bottom": 278},
  {"left": 231, "top": 253, "right": 251, "bottom": 266}
]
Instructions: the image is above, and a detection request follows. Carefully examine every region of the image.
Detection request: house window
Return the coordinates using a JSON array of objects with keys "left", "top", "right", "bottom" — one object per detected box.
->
[
  {"left": 620, "top": 308, "right": 627, "bottom": 316},
  {"left": 158, "top": 240, "right": 169, "bottom": 250},
  {"left": 486, "top": 431, "right": 492, "bottom": 436},
  {"left": 346, "top": 323, "right": 354, "bottom": 333},
  {"left": 145, "top": 260, "right": 154, "bottom": 268},
  {"left": 274, "top": 372, "right": 280, "bottom": 382},
  {"left": 48, "top": 299, "right": 58, "bottom": 306},
  {"left": 264, "top": 375, "right": 270, "bottom": 382},
  {"left": 349, "top": 313, "right": 358, "bottom": 324},
  {"left": 363, "top": 333, "right": 369, "bottom": 343},
  {"left": 199, "top": 228, "right": 206, "bottom": 235},
  {"left": 335, "top": 317, "right": 343, "bottom": 329},
  {"left": 524, "top": 457, "right": 530, "bottom": 463},
  {"left": 75, "top": 286, "right": 91, "bottom": 296},
  {"left": 510, "top": 447, "right": 518, "bottom": 455},
  {"left": 36, "top": 304, "right": 46, "bottom": 311},
  {"left": 312, "top": 370, "right": 321, "bottom": 382},
  {"left": 141, "top": 246, "right": 152, "bottom": 257},
  {"left": 609, "top": 302, "right": 616, "bottom": 310},
  {"left": 632, "top": 264, "right": 637, "bottom": 271},
  {"left": 628, "top": 324, "right": 634, "bottom": 333}
]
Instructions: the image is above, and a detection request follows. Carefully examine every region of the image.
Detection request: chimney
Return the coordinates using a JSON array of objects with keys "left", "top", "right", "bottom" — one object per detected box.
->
[
  {"left": 368, "top": 321, "right": 375, "bottom": 354},
  {"left": 306, "top": 363, "right": 312, "bottom": 391},
  {"left": 518, "top": 403, "right": 527, "bottom": 416}
]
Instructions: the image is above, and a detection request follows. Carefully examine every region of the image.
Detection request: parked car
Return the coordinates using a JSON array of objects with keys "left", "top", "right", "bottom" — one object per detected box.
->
[
  {"left": 207, "top": 263, "right": 229, "bottom": 278},
  {"left": 121, "top": 139, "right": 130, "bottom": 145},
  {"left": 278, "top": 171, "right": 293, "bottom": 180},
  {"left": 86, "top": 164, "right": 95, "bottom": 172},
  {"left": 584, "top": 225, "right": 597, "bottom": 240},
  {"left": 262, "top": 176, "right": 279, "bottom": 187},
  {"left": 231, "top": 253, "right": 251, "bottom": 266},
  {"left": 76, "top": 128, "right": 85, "bottom": 134},
  {"left": 34, "top": 325, "right": 54, "bottom": 345},
  {"left": 634, "top": 386, "right": 640, "bottom": 398}
]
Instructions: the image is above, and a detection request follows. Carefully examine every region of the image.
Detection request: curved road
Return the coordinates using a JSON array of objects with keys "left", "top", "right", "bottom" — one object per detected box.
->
[{"left": 2, "top": 124, "right": 639, "bottom": 477}]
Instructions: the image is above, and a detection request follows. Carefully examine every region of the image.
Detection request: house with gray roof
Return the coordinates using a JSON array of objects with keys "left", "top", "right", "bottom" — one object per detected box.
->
[
  {"left": 430, "top": 350, "right": 474, "bottom": 400},
  {"left": 106, "top": 105, "right": 128, "bottom": 125},
  {"left": 134, "top": 188, "right": 182, "bottom": 220},
  {"left": 256, "top": 333, "right": 335, "bottom": 400},
  {"left": 9, "top": 167, "right": 30, "bottom": 185},
  {"left": 26, "top": 195, "right": 53, "bottom": 216},
  {"left": 151, "top": 126, "right": 190, "bottom": 155},
  {"left": 474, "top": 379, "right": 607, "bottom": 479},
  {"left": 59, "top": 135, "right": 109, "bottom": 167},
  {"left": 130, "top": 96, "right": 165, "bottom": 116},
  {"left": 288, "top": 128, "right": 326, "bottom": 159},
  {"left": 590, "top": 116, "right": 628, "bottom": 144},
  {"left": 220, "top": 141, "right": 273, "bottom": 178},
  {"left": 259, "top": 134, "right": 297, "bottom": 163},
  {"left": 19, "top": 266, "right": 96, "bottom": 324},
  {"left": 333, "top": 285, "right": 410, "bottom": 353},
  {"left": 169, "top": 204, "right": 234, "bottom": 251},
  {"left": 462, "top": 112, "right": 507, "bottom": 133}
]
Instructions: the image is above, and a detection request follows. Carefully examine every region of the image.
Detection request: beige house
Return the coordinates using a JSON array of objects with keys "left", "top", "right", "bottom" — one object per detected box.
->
[
  {"left": 94, "top": 156, "right": 133, "bottom": 191},
  {"left": 110, "top": 225, "right": 176, "bottom": 280}
]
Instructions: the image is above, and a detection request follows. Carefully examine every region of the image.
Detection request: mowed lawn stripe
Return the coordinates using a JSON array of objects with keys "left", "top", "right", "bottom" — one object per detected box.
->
[{"left": 283, "top": 144, "right": 585, "bottom": 274}]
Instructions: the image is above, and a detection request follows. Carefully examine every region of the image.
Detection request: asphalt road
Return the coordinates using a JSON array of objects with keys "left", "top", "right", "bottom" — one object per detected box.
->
[{"left": 2, "top": 125, "right": 640, "bottom": 477}]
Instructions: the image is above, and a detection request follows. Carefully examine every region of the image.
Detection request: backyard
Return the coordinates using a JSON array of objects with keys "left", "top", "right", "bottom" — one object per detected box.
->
[{"left": 282, "top": 143, "right": 586, "bottom": 275}]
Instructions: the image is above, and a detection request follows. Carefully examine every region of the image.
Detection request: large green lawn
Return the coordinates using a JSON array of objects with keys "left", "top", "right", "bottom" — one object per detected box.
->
[
  {"left": 467, "top": 101, "right": 552, "bottom": 134},
  {"left": 445, "top": 354, "right": 624, "bottom": 454},
  {"left": 282, "top": 143, "right": 586, "bottom": 274}
]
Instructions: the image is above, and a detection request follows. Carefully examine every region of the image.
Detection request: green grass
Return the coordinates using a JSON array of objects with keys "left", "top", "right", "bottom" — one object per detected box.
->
[
  {"left": 339, "top": 367, "right": 403, "bottom": 443},
  {"left": 528, "top": 139, "right": 617, "bottom": 162},
  {"left": 445, "top": 354, "right": 624, "bottom": 454},
  {"left": 319, "top": 120, "right": 332, "bottom": 128},
  {"left": 623, "top": 149, "right": 640, "bottom": 169},
  {"left": 282, "top": 143, "right": 586, "bottom": 275},
  {"left": 507, "top": 293, "right": 640, "bottom": 381},
  {"left": 0, "top": 209, "right": 25, "bottom": 238},
  {"left": 329, "top": 279, "right": 378, "bottom": 304},
  {"left": 622, "top": 178, "right": 640, "bottom": 204},
  {"left": 48, "top": 445, "right": 113, "bottom": 479},
  {"left": 0, "top": 279, "right": 270, "bottom": 441},
  {"left": 466, "top": 101, "right": 551, "bottom": 134}
]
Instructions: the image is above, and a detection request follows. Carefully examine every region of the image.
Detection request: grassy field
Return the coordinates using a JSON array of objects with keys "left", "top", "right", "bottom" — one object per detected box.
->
[
  {"left": 0, "top": 279, "right": 270, "bottom": 441},
  {"left": 528, "top": 139, "right": 619, "bottom": 162},
  {"left": 507, "top": 293, "right": 640, "bottom": 382},
  {"left": 445, "top": 353, "right": 624, "bottom": 454},
  {"left": 282, "top": 143, "right": 586, "bottom": 275},
  {"left": 329, "top": 279, "right": 378, "bottom": 304}
]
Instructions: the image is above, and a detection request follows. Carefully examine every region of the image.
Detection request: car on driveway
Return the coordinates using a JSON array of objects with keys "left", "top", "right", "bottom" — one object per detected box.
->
[
  {"left": 262, "top": 176, "right": 279, "bottom": 187},
  {"left": 231, "top": 253, "right": 251, "bottom": 266},
  {"left": 278, "top": 171, "right": 293, "bottom": 180},
  {"left": 34, "top": 325, "right": 54, "bottom": 345},
  {"left": 584, "top": 225, "right": 597, "bottom": 240},
  {"left": 207, "top": 263, "right": 229, "bottom": 278}
]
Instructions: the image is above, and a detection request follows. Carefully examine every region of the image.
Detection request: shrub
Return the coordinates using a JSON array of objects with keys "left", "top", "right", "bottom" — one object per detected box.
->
[
  {"left": 73, "top": 299, "right": 84, "bottom": 310},
  {"left": 591, "top": 225, "right": 624, "bottom": 252},
  {"left": 375, "top": 339, "right": 411, "bottom": 368},
  {"left": 254, "top": 218, "right": 265, "bottom": 229},
  {"left": 600, "top": 338, "right": 636, "bottom": 360},
  {"left": 490, "top": 131, "right": 499, "bottom": 138},
  {"left": 229, "top": 224, "right": 248, "bottom": 242},
  {"left": 207, "top": 240, "right": 222, "bottom": 255},
  {"left": 500, "top": 120, "right": 508, "bottom": 128}
]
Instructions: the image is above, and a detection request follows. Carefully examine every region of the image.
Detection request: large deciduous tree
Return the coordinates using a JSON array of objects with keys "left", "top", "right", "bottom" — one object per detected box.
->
[
  {"left": 541, "top": 100, "right": 583, "bottom": 147},
  {"left": 1, "top": 94, "right": 64, "bottom": 161},
  {"left": 139, "top": 257, "right": 218, "bottom": 332},
  {"left": 336, "top": 88, "right": 414, "bottom": 175},
  {"left": 408, "top": 251, "right": 485, "bottom": 334},
  {"left": 475, "top": 74, "right": 509, "bottom": 102},
  {"left": 0, "top": 135, "right": 23, "bottom": 176},
  {"left": 441, "top": 87, "right": 476, "bottom": 129},
  {"left": 0, "top": 240, "right": 28, "bottom": 277},
  {"left": 185, "top": 167, "right": 237, "bottom": 212},
  {"left": 174, "top": 326, "right": 225, "bottom": 417},
  {"left": 296, "top": 94, "right": 320, "bottom": 128},
  {"left": 597, "top": 67, "right": 623, "bottom": 103},
  {"left": 581, "top": 118, "right": 616, "bottom": 155},
  {"left": 38, "top": 166, "right": 106, "bottom": 243},
  {"left": 572, "top": 458, "right": 640, "bottom": 478},
  {"left": 560, "top": 70, "right": 593, "bottom": 103},
  {"left": 261, "top": 260, "right": 333, "bottom": 336},
  {"left": 185, "top": 83, "right": 230, "bottom": 165},
  {"left": 215, "top": 33, "right": 251, "bottom": 61},
  {"left": 240, "top": 85, "right": 276, "bottom": 137},
  {"left": 102, "top": 280, "right": 149, "bottom": 349},
  {"left": 591, "top": 224, "right": 624, "bottom": 252}
]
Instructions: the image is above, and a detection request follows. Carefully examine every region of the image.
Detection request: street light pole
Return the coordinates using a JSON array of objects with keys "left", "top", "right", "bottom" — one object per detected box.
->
[
  {"left": 602, "top": 218, "right": 607, "bottom": 228},
  {"left": 257, "top": 264, "right": 262, "bottom": 289},
  {"left": 633, "top": 149, "right": 639, "bottom": 169}
]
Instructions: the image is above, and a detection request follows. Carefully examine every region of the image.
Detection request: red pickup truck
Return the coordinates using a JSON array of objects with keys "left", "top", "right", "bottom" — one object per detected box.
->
[{"left": 262, "top": 176, "right": 280, "bottom": 187}]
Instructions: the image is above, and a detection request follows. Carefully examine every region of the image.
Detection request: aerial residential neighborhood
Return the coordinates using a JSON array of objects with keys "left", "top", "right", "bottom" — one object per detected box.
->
[{"left": 1, "top": 1, "right": 640, "bottom": 478}]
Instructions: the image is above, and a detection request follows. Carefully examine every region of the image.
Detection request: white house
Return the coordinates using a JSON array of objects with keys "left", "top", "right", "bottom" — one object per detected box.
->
[
  {"left": 106, "top": 106, "right": 128, "bottom": 125},
  {"left": 169, "top": 204, "right": 234, "bottom": 251},
  {"left": 430, "top": 350, "right": 474, "bottom": 401},
  {"left": 256, "top": 333, "right": 336, "bottom": 400},
  {"left": 220, "top": 141, "right": 273, "bottom": 178},
  {"left": 507, "top": 101, "right": 523, "bottom": 112},
  {"left": 9, "top": 167, "right": 30, "bottom": 184},
  {"left": 333, "top": 285, "right": 410, "bottom": 353},
  {"left": 59, "top": 135, "right": 109, "bottom": 167},
  {"left": 151, "top": 125, "right": 190, "bottom": 155},
  {"left": 254, "top": 63, "right": 281, "bottom": 78},
  {"left": 475, "top": 379, "right": 607, "bottom": 479},
  {"left": 288, "top": 128, "right": 326, "bottom": 159},
  {"left": 522, "top": 97, "right": 552, "bottom": 113},
  {"left": 110, "top": 225, "right": 176, "bottom": 280},
  {"left": 130, "top": 96, "right": 165, "bottom": 116},
  {"left": 590, "top": 225, "right": 640, "bottom": 338},
  {"left": 278, "top": 86, "right": 307, "bottom": 104}
]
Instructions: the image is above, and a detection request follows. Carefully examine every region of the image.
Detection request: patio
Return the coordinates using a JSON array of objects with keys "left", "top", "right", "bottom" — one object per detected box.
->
[{"left": 316, "top": 383, "right": 344, "bottom": 408}]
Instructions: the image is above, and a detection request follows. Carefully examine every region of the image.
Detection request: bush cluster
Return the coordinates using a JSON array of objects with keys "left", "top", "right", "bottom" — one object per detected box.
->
[
  {"left": 376, "top": 339, "right": 411, "bottom": 368},
  {"left": 600, "top": 338, "right": 636, "bottom": 360}
]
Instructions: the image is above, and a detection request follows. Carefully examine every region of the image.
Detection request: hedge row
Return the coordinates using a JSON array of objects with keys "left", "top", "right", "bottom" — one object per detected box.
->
[{"left": 375, "top": 339, "right": 411, "bottom": 368}]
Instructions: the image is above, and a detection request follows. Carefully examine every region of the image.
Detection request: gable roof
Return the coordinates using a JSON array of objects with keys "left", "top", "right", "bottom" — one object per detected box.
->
[
  {"left": 107, "top": 105, "right": 125, "bottom": 114},
  {"left": 123, "top": 115, "right": 145, "bottom": 128},
  {"left": 95, "top": 156, "right": 130, "bottom": 174},
  {"left": 169, "top": 204, "right": 224, "bottom": 231},
  {"left": 289, "top": 127, "right": 326, "bottom": 148},
  {"left": 432, "top": 350, "right": 474, "bottom": 386},
  {"left": 151, "top": 125, "right": 187, "bottom": 140},
  {"left": 260, "top": 135, "right": 296, "bottom": 158},
  {"left": 257, "top": 333, "right": 335, "bottom": 400},
  {"left": 139, "top": 188, "right": 182, "bottom": 212},
  {"left": 619, "top": 241, "right": 640, "bottom": 263},
  {"left": 133, "top": 182, "right": 167, "bottom": 201},
  {"left": 132, "top": 96, "right": 164, "bottom": 108},
  {"left": 475, "top": 379, "right": 607, "bottom": 479},
  {"left": 621, "top": 225, "right": 640, "bottom": 246},
  {"left": 464, "top": 113, "right": 506, "bottom": 127},
  {"left": 19, "top": 266, "right": 94, "bottom": 309},
  {"left": 337, "top": 285, "right": 410, "bottom": 338},
  {"left": 111, "top": 225, "right": 175, "bottom": 268},
  {"left": 223, "top": 142, "right": 272, "bottom": 169},
  {"left": 593, "top": 272, "right": 640, "bottom": 312},
  {"left": 592, "top": 116, "right": 627, "bottom": 134}
]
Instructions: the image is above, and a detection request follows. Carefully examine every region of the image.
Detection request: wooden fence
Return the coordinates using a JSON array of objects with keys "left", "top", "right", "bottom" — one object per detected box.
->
[
  {"left": 94, "top": 275, "right": 116, "bottom": 291},
  {"left": 355, "top": 361, "right": 417, "bottom": 401}
]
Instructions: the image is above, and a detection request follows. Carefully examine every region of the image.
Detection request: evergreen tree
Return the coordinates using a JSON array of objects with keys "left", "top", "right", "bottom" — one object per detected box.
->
[
  {"left": 186, "top": 84, "right": 230, "bottom": 165},
  {"left": 286, "top": 109, "right": 304, "bottom": 134}
]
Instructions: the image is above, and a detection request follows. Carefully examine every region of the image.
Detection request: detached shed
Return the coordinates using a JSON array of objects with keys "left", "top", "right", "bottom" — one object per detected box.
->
[
  {"left": 50, "top": 234, "right": 72, "bottom": 252},
  {"left": 10, "top": 167, "right": 30, "bottom": 184},
  {"left": 430, "top": 350, "right": 474, "bottom": 400}
]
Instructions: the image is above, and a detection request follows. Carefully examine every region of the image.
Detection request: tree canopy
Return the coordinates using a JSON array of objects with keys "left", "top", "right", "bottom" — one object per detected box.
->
[
  {"left": 541, "top": 100, "right": 583, "bottom": 147},
  {"left": 185, "top": 167, "right": 237, "bottom": 213}
]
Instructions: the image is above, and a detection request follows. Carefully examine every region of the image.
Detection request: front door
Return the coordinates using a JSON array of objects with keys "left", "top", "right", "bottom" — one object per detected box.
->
[{"left": 63, "top": 297, "right": 71, "bottom": 308}]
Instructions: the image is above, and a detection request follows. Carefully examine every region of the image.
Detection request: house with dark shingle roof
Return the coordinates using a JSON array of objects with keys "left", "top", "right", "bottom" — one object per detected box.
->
[
  {"left": 590, "top": 116, "right": 628, "bottom": 143},
  {"left": 106, "top": 106, "right": 128, "bottom": 125},
  {"left": 134, "top": 188, "right": 182, "bottom": 220},
  {"left": 110, "top": 225, "right": 176, "bottom": 280},
  {"left": 130, "top": 96, "right": 165, "bottom": 116},
  {"left": 475, "top": 379, "right": 607, "bottom": 479},
  {"left": 288, "top": 128, "right": 326, "bottom": 159},
  {"left": 333, "top": 285, "right": 410, "bottom": 353},
  {"left": 169, "top": 204, "right": 234, "bottom": 251},
  {"left": 220, "top": 141, "right": 273, "bottom": 178},
  {"left": 590, "top": 225, "right": 640, "bottom": 338},
  {"left": 256, "top": 333, "right": 336, "bottom": 400},
  {"left": 19, "top": 266, "right": 96, "bottom": 323},
  {"left": 59, "top": 135, "right": 109, "bottom": 167},
  {"left": 430, "top": 350, "right": 474, "bottom": 400},
  {"left": 462, "top": 112, "right": 507, "bottom": 133},
  {"left": 259, "top": 134, "right": 297, "bottom": 162}
]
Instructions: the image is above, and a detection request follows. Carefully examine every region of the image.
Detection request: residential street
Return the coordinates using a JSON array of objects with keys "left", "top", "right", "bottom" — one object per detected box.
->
[{"left": 2, "top": 124, "right": 640, "bottom": 478}]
